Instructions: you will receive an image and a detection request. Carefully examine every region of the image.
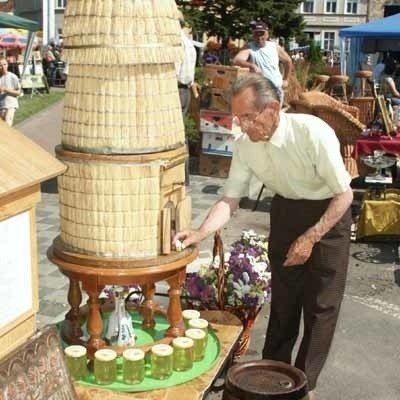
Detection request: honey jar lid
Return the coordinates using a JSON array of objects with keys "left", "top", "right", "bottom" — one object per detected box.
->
[
  {"left": 172, "top": 337, "right": 194, "bottom": 349},
  {"left": 123, "top": 348, "right": 145, "bottom": 361},
  {"left": 64, "top": 345, "right": 87, "bottom": 358},
  {"left": 185, "top": 328, "right": 206, "bottom": 340},
  {"left": 94, "top": 348, "right": 117, "bottom": 361},
  {"left": 151, "top": 344, "right": 173, "bottom": 356},
  {"left": 182, "top": 309, "right": 201, "bottom": 320},
  {"left": 188, "top": 318, "right": 208, "bottom": 329}
]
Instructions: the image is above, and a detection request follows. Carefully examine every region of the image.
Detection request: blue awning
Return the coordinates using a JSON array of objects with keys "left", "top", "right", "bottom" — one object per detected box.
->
[{"left": 339, "top": 13, "right": 400, "bottom": 38}]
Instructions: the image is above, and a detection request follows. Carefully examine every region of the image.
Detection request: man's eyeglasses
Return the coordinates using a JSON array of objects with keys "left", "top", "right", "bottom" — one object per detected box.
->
[{"left": 232, "top": 111, "right": 262, "bottom": 132}]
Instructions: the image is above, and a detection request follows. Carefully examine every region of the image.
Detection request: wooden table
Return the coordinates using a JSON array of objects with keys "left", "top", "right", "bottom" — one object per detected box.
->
[
  {"left": 48, "top": 237, "right": 198, "bottom": 356},
  {"left": 352, "top": 133, "right": 400, "bottom": 178},
  {"left": 353, "top": 133, "right": 400, "bottom": 159},
  {"left": 74, "top": 310, "right": 243, "bottom": 400}
]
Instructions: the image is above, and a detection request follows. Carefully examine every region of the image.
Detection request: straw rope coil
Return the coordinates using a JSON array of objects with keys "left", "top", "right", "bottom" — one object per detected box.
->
[
  {"left": 63, "top": 0, "right": 183, "bottom": 65},
  {"left": 62, "top": 63, "right": 185, "bottom": 153},
  {"left": 58, "top": 157, "right": 162, "bottom": 257}
]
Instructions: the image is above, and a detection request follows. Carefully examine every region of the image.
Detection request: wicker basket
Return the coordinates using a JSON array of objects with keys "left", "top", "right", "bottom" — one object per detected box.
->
[
  {"left": 312, "top": 104, "right": 365, "bottom": 178},
  {"left": 187, "top": 232, "right": 262, "bottom": 358},
  {"left": 62, "top": 63, "right": 184, "bottom": 154},
  {"left": 56, "top": 146, "right": 186, "bottom": 258},
  {"left": 300, "top": 91, "right": 360, "bottom": 119},
  {"left": 63, "top": 0, "right": 183, "bottom": 66},
  {"left": 349, "top": 97, "right": 376, "bottom": 126}
]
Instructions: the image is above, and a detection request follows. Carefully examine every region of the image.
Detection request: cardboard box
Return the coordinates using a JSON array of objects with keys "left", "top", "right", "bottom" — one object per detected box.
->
[
  {"left": 200, "top": 110, "right": 234, "bottom": 134},
  {"left": 204, "top": 64, "right": 249, "bottom": 90},
  {"left": 200, "top": 88, "right": 231, "bottom": 112},
  {"left": 201, "top": 131, "right": 233, "bottom": 157},
  {"left": 199, "top": 152, "right": 232, "bottom": 178}
]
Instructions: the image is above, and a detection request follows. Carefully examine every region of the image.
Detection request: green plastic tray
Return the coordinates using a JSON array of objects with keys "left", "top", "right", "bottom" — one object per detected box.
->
[{"left": 62, "top": 311, "right": 220, "bottom": 392}]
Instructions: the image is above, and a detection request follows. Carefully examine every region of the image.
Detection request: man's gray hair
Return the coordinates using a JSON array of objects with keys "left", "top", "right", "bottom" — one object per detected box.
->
[{"left": 230, "top": 74, "right": 279, "bottom": 110}]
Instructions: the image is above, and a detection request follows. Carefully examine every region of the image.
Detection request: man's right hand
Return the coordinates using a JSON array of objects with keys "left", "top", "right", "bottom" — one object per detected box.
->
[
  {"left": 249, "top": 64, "right": 262, "bottom": 74},
  {"left": 173, "top": 229, "right": 206, "bottom": 250}
]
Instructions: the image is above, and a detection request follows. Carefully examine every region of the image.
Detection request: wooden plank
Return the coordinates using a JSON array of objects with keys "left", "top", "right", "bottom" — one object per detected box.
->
[
  {"left": 0, "top": 315, "right": 36, "bottom": 359},
  {"left": 0, "top": 187, "right": 41, "bottom": 221},
  {"left": 162, "top": 206, "right": 172, "bottom": 254},
  {"left": 0, "top": 124, "right": 66, "bottom": 198},
  {"left": 176, "top": 196, "right": 192, "bottom": 232}
]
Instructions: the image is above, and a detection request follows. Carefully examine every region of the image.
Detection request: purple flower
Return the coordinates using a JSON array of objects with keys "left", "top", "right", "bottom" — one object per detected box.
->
[{"left": 183, "top": 230, "right": 271, "bottom": 309}]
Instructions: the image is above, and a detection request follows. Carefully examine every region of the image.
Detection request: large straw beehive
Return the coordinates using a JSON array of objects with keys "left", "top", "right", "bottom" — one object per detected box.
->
[
  {"left": 62, "top": 64, "right": 183, "bottom": 153},
  {"left": 57, "top": 0, "right": 191, "bottom": 258},
  {"left": 61, "top": 0, "right": 184, "bottom": 154}
]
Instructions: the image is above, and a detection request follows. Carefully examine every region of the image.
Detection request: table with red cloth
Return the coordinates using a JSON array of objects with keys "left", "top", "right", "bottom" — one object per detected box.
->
[{"left": 352, "top": 133, "right": 400, "bottom": 159}]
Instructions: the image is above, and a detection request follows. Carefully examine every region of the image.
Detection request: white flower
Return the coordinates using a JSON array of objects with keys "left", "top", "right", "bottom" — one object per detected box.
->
[{"left": 253, "top": 261, "right": 268, "bottom": 275}]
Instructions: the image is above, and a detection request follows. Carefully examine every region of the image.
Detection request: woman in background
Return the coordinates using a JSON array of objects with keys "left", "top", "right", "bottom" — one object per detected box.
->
[{"left": 380, "top": 57, "right": 400, "bottom": 105}]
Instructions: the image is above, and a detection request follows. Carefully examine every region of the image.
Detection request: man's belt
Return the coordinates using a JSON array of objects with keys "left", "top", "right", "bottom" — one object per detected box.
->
[{"left": 178, "top": 82, "right": 191, "bottom": 88}]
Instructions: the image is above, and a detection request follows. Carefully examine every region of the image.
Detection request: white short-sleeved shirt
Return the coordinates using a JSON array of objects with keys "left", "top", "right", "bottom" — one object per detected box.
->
[
  {"left": 0, "top": 72, "right": 20, "bottom": 109},
  {"left": 176, "top": 31, "right": 196, "bottom": 86},
  {"left": 224, "top": 112, "right": 351, "bottom": 200}
]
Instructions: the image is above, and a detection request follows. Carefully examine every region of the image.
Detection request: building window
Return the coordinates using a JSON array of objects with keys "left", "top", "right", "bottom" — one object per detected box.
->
[
  {"left": 345, "top": 0, "right": 358, "bottom": 14},
  {"left": 301, "top": 1, "right": 314, "bottom": 13},
  {"left": 55, "top": 0, "right": 67, "bottom": 9},
  {"left": 323, "top": 32, "right": 335, "bottom": 50},
  {"left": 325, "top": 0, "right": 337, "bottom": 13}
]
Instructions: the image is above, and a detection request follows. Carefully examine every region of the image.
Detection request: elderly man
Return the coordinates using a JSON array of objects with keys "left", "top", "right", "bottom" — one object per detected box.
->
[
  {"left": 0, "top": 56, "right": 21, "bottom": 126},
  {"left": 233, "top": 20, "right": 292, "bottom": 101},
  {"left": 174, "top": 74, "right": 353, "bottom": 399}
]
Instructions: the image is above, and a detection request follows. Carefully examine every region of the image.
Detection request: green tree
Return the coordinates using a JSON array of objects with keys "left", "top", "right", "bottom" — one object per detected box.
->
[{"left": 176, "top": 0, "right": 305, "bottom": 48}]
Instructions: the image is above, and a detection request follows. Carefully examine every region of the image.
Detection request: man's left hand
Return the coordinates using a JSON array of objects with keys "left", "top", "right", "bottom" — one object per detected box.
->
[{"left": 283, "top": 234, "right": 314, "bottom": 266}]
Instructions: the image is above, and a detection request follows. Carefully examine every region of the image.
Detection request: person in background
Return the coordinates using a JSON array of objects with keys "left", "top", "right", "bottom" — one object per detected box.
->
[
  {"left": 176, "top": 11, "right": 197, "bottom": 186},
  {"left": 174, "top": 74, "right": 353, "bottom": 400},
  {"left": 0, "top": 56, "right": 21, "bottom": 126},
  {"left": 203, "top": 40, "right": 220, "bottom": 65},
  {"left": 232, "top": 20, "right": 292, "bottom": 102},
  {"left": 380, "top": 57, "right": 400, "bottom": 106},
  {"left": 42, "top": 43, "right": 56, "bottom": 84}
]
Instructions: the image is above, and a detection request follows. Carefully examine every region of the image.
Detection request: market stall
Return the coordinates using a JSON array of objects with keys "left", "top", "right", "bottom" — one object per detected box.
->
[
  {"left": 339, "top": 13, "right": 400, "bottom": 82},
  {"left": 0, "top": 13, "right": 39, "bottom": 74}
]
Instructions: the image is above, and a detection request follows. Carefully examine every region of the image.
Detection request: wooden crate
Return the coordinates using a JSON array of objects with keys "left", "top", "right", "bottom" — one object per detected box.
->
[
  {"left": 200, "top": 109, "right": 234, "bottom": 134},
  {"left": 201, "top": 131, "right": 233, "bottom": 157},
  {"left": 200, "top": 88, "right": 231, "bottom": 112},
  {"left": 204, "top": 64, "right": 249, "bottom": 90},
  {"left": 199, "top": 152, "right": 232, "bottom": 178}
]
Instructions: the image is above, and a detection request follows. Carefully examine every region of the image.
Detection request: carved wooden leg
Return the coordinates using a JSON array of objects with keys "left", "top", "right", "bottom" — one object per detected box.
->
[
  {"left": 140, "top": 283, "right": 156, "bottom": 330},
  {"left": 83, "top": 281, "right": 105, "bottom": 357},
  {"left": 165, "top": 271, "right": 185, "bottom": 337},
  {"left": 64, "top": 277, "right": 83, "bottom": 344}
]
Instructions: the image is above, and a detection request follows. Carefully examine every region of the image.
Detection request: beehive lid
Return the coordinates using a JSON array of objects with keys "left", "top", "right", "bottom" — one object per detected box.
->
[{"left": 0, "top": 121, "right": 66, "bottom": 198}]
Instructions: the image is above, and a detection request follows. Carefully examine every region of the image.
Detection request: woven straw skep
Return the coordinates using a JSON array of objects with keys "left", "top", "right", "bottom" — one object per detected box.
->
[
  {"left": 63, "top": 0, "right": 183, "bottom": 65},
  {"left": 58, "top": 158, "right": 163, "bottom": 257},
  {"left": 62, "top": 63, "right": 185, "bottom": 153}
]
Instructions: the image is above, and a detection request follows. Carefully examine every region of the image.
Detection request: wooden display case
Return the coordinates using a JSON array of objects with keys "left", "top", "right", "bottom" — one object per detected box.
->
[{"left": 0, "top": 122, "right": 66, "bottom": 358}]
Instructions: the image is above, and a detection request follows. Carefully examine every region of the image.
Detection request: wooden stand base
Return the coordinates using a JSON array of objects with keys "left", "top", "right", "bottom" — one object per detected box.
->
[{"left": 48, "top": 236, "right": 198, "bottom": 357}]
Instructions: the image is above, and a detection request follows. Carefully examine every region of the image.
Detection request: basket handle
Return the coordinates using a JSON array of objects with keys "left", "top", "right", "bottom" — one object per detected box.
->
[{"left": 212, "top": 231, "right": 225, "bottom": 310}]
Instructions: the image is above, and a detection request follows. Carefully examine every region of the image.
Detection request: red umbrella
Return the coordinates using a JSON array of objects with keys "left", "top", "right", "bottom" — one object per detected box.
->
[{"left": 0, "top": 33, "right": 28, "bottom": 49}]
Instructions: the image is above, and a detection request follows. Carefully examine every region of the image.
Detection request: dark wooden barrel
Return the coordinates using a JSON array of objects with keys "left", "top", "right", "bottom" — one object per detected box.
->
[{"left": 223, "top": 360, "right": 309, "bottom": 400}]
